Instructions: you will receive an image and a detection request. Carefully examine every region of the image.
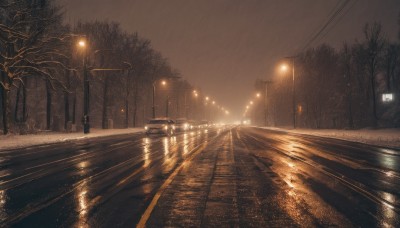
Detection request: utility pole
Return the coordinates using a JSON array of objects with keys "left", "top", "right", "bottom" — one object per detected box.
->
[
  {"left": 165, "top": 95, "right": 169, "bottom": 118},
  {"left": 261, "top": 80, "right": 273, "bottom": 126},
  {"left": 291, "top": 58, "right": 296, "bottom": 129}
]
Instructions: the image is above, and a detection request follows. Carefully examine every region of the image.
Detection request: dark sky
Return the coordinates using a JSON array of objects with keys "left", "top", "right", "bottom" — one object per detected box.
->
[{"left": 58, "top": 0, "right": 399, "bottom": 120}]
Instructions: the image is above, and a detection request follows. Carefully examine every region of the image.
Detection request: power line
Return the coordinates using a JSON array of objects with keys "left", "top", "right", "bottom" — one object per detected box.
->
[
  {"left": 299, "top": 0, "right": 353, "bottom": 53},
  {"left": 316, "top": 0, "right": 359, "bottom": 45},
  {"left": 300, "top": 0, "right": 344, "bottom": 49}
]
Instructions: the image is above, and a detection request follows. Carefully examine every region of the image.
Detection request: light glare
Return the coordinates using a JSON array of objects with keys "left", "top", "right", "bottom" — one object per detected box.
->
[{"left": 78, "top": 40, "right": 86, "bottom": 48}]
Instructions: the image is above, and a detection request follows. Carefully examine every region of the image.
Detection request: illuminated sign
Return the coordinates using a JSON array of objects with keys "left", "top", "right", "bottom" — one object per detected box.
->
[{"left": 382, "top": 93, "right": 393, "bottom": 103}]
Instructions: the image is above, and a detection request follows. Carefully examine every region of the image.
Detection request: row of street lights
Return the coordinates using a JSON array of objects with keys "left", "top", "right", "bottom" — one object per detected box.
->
[
  {"left": 152, "top": 81, "right": 230, "bottom": 121},
  {"left": 78, "top": 37, "right": 185, "bottom": 133},
  {"left": 243, "top": 57, "right": 295, "bottom": 128},
  {"left": 77, "top": 37, "right": 231, "bottom": 133},
  {"left": 192, "top": 90, "right": 230, "bottom": 120}
]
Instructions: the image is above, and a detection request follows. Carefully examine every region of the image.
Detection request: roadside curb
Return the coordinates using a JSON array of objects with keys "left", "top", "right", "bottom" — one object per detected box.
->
[
  {"left": 253, "top": 126, "right": 400, "bottom": 150},
  {"left": 0, "top": 129, "right": 145, "bottom": 152}
]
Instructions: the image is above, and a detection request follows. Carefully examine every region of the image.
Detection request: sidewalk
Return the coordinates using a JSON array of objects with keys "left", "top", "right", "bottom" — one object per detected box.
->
[
  {"left": 0, "top": 128, "right": 144, "bottom": 151},
  {"left": 261, "top": 127, "right": 400, "bottom": 149}
]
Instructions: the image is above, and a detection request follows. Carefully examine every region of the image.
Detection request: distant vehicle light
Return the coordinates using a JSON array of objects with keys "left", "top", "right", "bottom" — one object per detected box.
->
[
  {"left": 145, "top": 126, "right": 148, "bottom": 130},
  {"left": 164, "top": 126, "right": 168, "bottom": 130}
]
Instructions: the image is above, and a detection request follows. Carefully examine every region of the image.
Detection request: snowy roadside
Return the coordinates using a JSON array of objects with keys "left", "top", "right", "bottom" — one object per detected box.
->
[
  {"left": 260, "top": 127, "right": 400, "bottom": 149},
  {"left": 0, "top": 128, "right": 144, "bottom": 151}
]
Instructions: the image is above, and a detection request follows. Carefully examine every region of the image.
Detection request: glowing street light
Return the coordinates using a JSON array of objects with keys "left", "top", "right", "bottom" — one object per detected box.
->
[
  {"left": 280, "top": 56, "right": 296, "bottom": 129},
  {"left": 152, "top": 79, "right": 169, "bottom": 118},
  {"left": 249, "top": 101, "right": 253, "bottom": 105},
  {"left": 78, "top": 39, "right": 90, "bottom": 133},
  {"left": 205, "top": 96, "right": 209, "bottom": 101},
  {"left": 256, "top": 93, "right": 261, "bottom": 98},
  {"left": 78, "top": 39, "right": 86, "bottom": 48},
  {"left": 280, "top": 64, "right": 289, "bottom": 72}
]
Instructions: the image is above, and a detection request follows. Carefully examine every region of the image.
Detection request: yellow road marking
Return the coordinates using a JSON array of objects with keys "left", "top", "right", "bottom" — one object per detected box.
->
[{"left": 137, "top": 143, "right": 207, "bottom": 228}]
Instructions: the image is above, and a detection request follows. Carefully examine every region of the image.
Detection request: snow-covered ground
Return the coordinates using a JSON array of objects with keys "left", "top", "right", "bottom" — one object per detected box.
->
[
  {"left": 262, "top": 127, "right": 400, "bottom": 149},
  {"left": 0, "top": 128, "right": 144, "bottom": 151}
]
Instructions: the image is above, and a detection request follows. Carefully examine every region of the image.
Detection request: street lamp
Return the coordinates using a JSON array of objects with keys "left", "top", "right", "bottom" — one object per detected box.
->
[
  {"left": 192, "top": 90, "right": 199, "bottom": 120},
  {"left": 257, "top": 80, "right": 272, "bottom": 127},
  {"left": 122, "top": 61, "right": 133, "bottom": 128},
  {"left": 281, "top": 56, "right": 296, "bottom": 129},
  {"left": 152, "top": 77, "right": 180, "bottom": 118},
  {"left": 76, "top": 38, "right": 126, "bottom": 133},
  {"left": 78, "top": 40, "right": 86, "bottom": 48},
  {"left": 77, "top": 39, "right": 90, "bottom": 134},
  {"left": 152, "top": 80, "right": 167, "bottom": 118}
]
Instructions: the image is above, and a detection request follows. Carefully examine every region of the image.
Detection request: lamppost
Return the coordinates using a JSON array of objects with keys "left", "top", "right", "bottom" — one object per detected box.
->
[
  {"left": 152, "top": 76, "right": 181, "bottom": 118},
  {"left": 122, "top": 61, "right": 133, "bottom": 128},
  {"left": 281, "top": 56, "right": 296, "bottom": 129},
  {"left": 193, "top": 90, "right": 198, "bottom": 120},
  {"left": 255, "top": 92, "right": 261, "bottom": 125},
  {"left": 165, "top": 95, "right": 170, "bottom": 118},
  {"left": 205, "top": 96, "right": 209, "bottom": 120},
  {"left": 152, "top": 80, "right": 166, "bottom": 118},
  {"left": 78, "top": 39, "right": 90, "bottom": 134},
  {"left": 257, "top": 80, "right": 272, "bottom": 127},
  {"left": 77, "top": 38, "right": 125, "bottom": 133}
]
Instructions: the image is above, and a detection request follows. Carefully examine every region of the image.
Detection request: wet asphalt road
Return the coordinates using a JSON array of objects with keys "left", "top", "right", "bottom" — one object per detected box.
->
[{"left": 0, "top": 127, "right": 399, "bottom": 227}]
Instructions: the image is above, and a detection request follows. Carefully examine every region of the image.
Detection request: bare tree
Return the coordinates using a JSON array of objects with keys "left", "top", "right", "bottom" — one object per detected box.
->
[
  {"left": 340, "top": 43, "right": 355, "bottom": 129},
  {"left": 363, "top": 22, "right": 385, "bottom": 127},
  {"left": 0, "top": 0, "right": 68, "bottom": 134}
]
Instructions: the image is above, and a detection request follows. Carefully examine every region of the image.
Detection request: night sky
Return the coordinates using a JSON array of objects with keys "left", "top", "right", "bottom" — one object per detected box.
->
[{"left": 58, "top": 0, "right": 399, "bottom": 120}]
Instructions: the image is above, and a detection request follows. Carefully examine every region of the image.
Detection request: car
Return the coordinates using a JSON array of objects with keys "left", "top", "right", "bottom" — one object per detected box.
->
[
  {"left": 175, "top": 118, "right": 190, "bottom": 132},
  {"left": 199, "top": 120, "right": 210, "bottom": 129},
  {"left": 144, "top": 118, "right": 175, "bottom": 135}
]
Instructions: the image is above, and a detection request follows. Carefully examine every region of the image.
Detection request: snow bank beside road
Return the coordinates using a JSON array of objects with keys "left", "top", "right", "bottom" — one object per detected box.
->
[
  {"left": 262, "top": 127, "right": 400, "bottom": 149},
  {"left": 0, "top": 128, "right": 144, "bottom": 151}
]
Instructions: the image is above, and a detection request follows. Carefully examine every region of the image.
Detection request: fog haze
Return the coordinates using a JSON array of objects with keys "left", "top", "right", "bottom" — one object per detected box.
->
[{"left": 59, "top": 0, "right": 399, "bottom": 119}]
